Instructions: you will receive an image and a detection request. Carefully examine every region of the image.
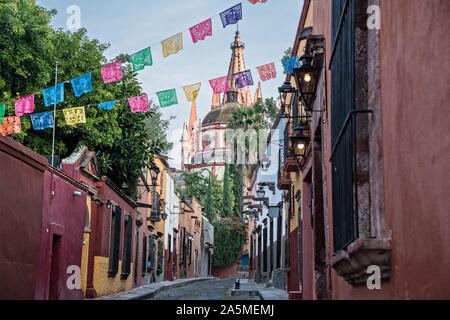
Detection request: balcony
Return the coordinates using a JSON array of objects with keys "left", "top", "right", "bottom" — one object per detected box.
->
[
  {"left": 283, "top": 157, "right": 298, "bottom": 172},
  {"left": 277, "top": 171, "right": 291, "bottom": 190}
]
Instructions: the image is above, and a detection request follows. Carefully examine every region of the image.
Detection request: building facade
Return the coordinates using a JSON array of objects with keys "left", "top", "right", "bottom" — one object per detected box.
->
[{"left": 275, "top": 0, "right": 450, "bottom": 300}]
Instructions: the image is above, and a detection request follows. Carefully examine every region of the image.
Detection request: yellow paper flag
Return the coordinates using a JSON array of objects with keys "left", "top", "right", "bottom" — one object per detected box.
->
[
  {"left": 182, "top": 83, "right": 202, "bottom": 102},
  {"left": 63, "top": 106, "right": 86, "bottom": 126},
  {"left": 161, "top": 32, "right": 183, "bottom": 58}
]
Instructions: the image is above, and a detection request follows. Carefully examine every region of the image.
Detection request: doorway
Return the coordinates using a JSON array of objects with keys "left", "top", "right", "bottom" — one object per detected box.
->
[{"left": 49, "top": 234, "right": 62, "bottom": 300}]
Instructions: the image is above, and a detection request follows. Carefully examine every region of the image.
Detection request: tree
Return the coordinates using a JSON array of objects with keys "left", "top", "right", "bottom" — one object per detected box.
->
[
  {"left": 144, "top": 103, "right": 174, "bottom": 156},
  {"left": 221, "top": 164, "right": 234, "bottom": 218},
  {"left": 230, "top": 164, "right": 243, "bottom": 219},
  {"left": 0, "top": 1, "right": 164, "bottom": 198}
]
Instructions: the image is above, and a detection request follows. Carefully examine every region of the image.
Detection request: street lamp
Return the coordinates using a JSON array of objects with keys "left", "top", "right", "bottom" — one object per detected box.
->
[
  {"left": 278, "top": 81, "right": 296, "bottom": 116},
  {"left": 149, "top": 164, "right": 161, "bottom": 222},
  {"left": 256, "top": 186, "right": 266, "bottom": 200},
  {"left": 293, "top": 50, "right": 321, "bottom": 112},
  {"left": 161, "top": 213, "right": 168, "bottom": 221},
  {"left": 290, "top": 123, "right": 310, "bottom": 159},
  {"left": 150, "top": 164, "right": 160, "bottom": 186}
]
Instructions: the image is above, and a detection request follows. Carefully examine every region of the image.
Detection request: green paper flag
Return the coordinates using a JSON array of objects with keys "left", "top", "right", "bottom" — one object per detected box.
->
[
  {"left": 130, "top": 47, "right": 153, "bottom": 72},
  {"left": 0, "top": 104, "right": 5, "bottom": 124},
  {"left": 156, "top": 89, "right": 178, "bottom": 108}
]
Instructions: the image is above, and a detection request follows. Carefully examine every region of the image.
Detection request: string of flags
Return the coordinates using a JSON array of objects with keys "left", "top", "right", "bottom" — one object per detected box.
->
[{"left": 0, "top": 0, "right": 302, "bottom": 137}]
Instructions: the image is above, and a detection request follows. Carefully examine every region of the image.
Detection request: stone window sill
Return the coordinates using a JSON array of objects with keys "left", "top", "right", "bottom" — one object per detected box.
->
[{"left": 330, "top": 238, "right": 391, "bottom": 286}]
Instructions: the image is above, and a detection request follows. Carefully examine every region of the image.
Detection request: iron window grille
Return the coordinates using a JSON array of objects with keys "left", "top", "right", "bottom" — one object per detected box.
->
[
  {"left": 108, "top": 205, "right": 121, "bottom": 277},
  {"left": 330, "top": 0, "right": 358, "bottom": 253}
]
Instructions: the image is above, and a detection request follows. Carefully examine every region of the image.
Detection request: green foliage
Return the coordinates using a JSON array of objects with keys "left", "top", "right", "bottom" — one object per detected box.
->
[
  {"left": 213, "top": 217, "right": 246, "bottom": 266},
  {"left": 230, "top": 164, "right": 243, "bottom": 219},
  {"left": 221, "top": 164, "right": 234, "bottom": 218},
  {"left": 176, "top": 171, "right": 222, "bottom": 222},
  {"left": 144, "top": 104, "right": 174, "bottom": 155},
  {"left": 0, "top": 0, "right": 168, "bottom": 199}
]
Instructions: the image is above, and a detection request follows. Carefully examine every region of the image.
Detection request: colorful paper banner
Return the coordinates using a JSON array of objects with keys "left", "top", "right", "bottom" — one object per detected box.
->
[
  {"left": 220, "top": 3, "right": 242, "bottom": 28},
  {"left": 190, "top": 19, "right": 213, "bottom": 44},
  {"left": 130, "top": 47, "right": 153, "bottom": 72},
  {"left": 30, "top": 111, "right": 54, "bottom": 131},
  {"left": 0, "top": 116, "right": 21, "bottom": 136},
  {"left": 99, "top": 100, "right": 119, "bottom": 111},
  {"left": 257, "top": 63, "right": 277, "bottom": 81},
  {"left": 14, "top": 94, "right": 35, "bottom": 117},
  {"left": 182, "top": 83, "right": 202, "bottom": 102},
  {"left": 233, "top": 70, "right": 254, "bottom": 88},
  {"left": 101, "top": 60, "right": 123, "bottom": 84},
  {"left": 71, "top": 72, "right": 93, "bottom": 97},
  {"left": 63, "top": 107, "right": 86, "bottom": 126},
  {"left": 0, "top": 104, "right": 5, "bottom": 124},
  {"left": 43, "top": 83, "right": 65, "bottom": 107},
  {"left": 282, "top": 55, "right": 301, "bottom": 74},
  {"left": 161, "top": 33, "right": 183, "bottom": 58},
  {"left": 209, "top": 76, "right": 230, "bottom": 94},
  {"left": 248, "top": 0, "right": 267, "bottom": 4},
  {"left": 156, "top": 89, "right": 178, "bottom": 108},
  {"left": 128, "top": 94, "right": 150, "bottom": 113}
]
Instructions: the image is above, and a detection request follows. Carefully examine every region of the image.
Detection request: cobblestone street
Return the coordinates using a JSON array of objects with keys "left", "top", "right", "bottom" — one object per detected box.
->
[{"left": 148, "top": 278, "right": 260, "bottom": 300}]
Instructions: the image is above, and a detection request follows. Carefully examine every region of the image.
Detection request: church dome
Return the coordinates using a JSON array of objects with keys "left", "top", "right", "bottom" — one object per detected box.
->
[{"left": 202, "top": 87, "right": 242, "bottom": 125}]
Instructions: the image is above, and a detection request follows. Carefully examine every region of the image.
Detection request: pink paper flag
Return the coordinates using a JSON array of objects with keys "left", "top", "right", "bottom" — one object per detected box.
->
[
  {"left": 14, "top": 94, "right": 35, "bottom": 116},
  {"left": 209, "top": 76, "right": 230, "bottom": 94},
  {"left": 128, "top": 94, "right": 150, "bottom": 113},
  {"left": 190, "top": 19, "right": 213, "bottom": 44},
  {"left": 101, "top": 60, "right": 123, "bottom": 84},
  {"left": 257, "top": 63, "right": 277, "bottom": 81}
]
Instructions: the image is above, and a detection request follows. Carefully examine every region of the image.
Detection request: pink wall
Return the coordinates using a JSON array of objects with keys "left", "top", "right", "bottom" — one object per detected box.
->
[
  {"left": 312, "top": 0, "right": 450, "bottom": 299},
  {"left": 35, "top": 170, "right": 87, "bottom": 300}
]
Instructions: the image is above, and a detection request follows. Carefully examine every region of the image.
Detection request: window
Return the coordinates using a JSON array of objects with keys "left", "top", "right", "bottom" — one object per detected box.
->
[
  {"left": 167, "top": 234, "right": 172, "bottom": 262},
  {"left": 330, "top": 0, "right": 357, "bottom": 253},
  {"left": 263, "top": 225, "right": 267, "bottom": 273},
  {"left": 188, "top": 238, "right": 192, "bottom": 265},
  {"left": 277, "top": 208, "right": 282, "bottom": 269},
  {"left": 121, "top": 214, "right": 133, "bottom": 278},
  {"left": 270, "top": 218, "right": 274, "bottom": 272},
  {"left": 142, "top": 236, "right": 147, "bottom": 276},
  {"left": 194, "top": 249, "right": 198, "bottom": 275},
  {"left": 157, "top": 239, "right": 164, "bottom": 273},
  {"left": 108, "top": 205, "right": 121, "bottom": 276},
  {"left": 148, "top": 235, "right": 155, "bottom": 270}
]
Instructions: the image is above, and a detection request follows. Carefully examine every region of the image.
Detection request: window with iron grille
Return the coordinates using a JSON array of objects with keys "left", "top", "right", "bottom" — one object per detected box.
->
[
  {"left": 167, "top": 234, "right": 171, "bottom": 262},
  {"left": 121, "top": 214, "right": 133, "bottom": 278},
  {"left": 188, "top": 238, "right": 192, "bottom": 265},
  {"left": 330, "top": 0, "right": 357, "bottom": 253},
  {"left": 108, "top": 205, "right": 121, "bottom": 276},
  {"left": 157, "top": 239, "right": 164, "bottom": 273},
  {"left": 142, "top": 235, "right": 147, "bottom": 276},
  {"left": 149, "top": 235, "right": 155, "bottom": 270},
  {"left": 277, "top": 210, "right": 282, "bottom": 269}
]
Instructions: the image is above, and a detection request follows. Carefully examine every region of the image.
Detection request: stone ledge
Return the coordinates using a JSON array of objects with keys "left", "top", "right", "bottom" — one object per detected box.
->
[{"left": 330, "top": 238, "right": 391, "bottom": 286}]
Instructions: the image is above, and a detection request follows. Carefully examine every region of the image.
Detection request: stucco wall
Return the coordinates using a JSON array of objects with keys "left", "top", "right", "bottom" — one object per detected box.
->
[
  {"left": 93, "top": 257, "right": 133, "bottom": 297},
  {"left": 0, "top": 136, "right": 47, "bottom": 300}
]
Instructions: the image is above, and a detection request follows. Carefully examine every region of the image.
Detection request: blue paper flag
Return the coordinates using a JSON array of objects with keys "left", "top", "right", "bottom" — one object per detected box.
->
[
  {"left": 220, "top": 3, "right": 242, "bottom": 28},
  {"left": 282, "top": 55, "right": 301, "bottom": 74},
  {"left": 71, "top": 72, "right": 93, "bottom": 97},
  {"left": 42, "top": 83, "right": 65, "bottom": 107},
  {"left": 99, "top": 100, "right": 118, "bottom": 111},
  {"left": 233, "top": 70, "right": 254, "bottom": 89},
  {"left": 30, "top": 111, "right": 54, "bottom": 130}
]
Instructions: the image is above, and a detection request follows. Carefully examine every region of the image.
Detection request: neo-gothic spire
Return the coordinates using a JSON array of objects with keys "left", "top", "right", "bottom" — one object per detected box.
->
[{"left": 223, "top": 31, "right": 252, "bottom": 106}]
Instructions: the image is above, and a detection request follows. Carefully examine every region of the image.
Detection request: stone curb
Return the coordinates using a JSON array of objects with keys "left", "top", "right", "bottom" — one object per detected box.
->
[
  {"left": 230, "top": 280, "right": 289, "bottom": 300},
  {"left": 97, "top": 277, "right": 216, "bottom": 300}
]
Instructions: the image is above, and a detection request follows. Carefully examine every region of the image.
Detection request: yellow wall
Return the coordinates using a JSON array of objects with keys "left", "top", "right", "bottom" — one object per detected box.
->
[
  {"left": 146, "top": 157, "right": 167, "bottom": 242},
  {"left": 80, "top": 194, "right": 91, "bottom": 296},
  {"left": 285, "top": 1, "right": 313, "bottom": 234},
  {"left": 93, "top": 257, "right": 134, "bottom": 297}
]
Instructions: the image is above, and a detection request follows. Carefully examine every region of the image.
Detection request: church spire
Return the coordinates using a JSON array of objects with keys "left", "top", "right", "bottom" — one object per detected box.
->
[
  {"left": 188, "top": 100, "right": 198, "bottom": 132},
  {"left": 253, "top": 81, "right": 262, "bottom": 104},
  {"left": 224, "top": 31, "right": 252, "bottom": 106}
]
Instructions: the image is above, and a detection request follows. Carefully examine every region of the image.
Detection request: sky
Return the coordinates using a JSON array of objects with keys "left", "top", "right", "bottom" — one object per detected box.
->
[{"left": 36, "top": 0, "right": 303, "bottom": 169}]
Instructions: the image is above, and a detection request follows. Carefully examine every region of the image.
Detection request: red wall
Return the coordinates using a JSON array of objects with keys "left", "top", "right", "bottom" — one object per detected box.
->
[
  {"left": 35, "top": 170, "right": 87, "bottom": 300},
  {"left": 0, "top": 136, "right": 47, "bottom": 300}
]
